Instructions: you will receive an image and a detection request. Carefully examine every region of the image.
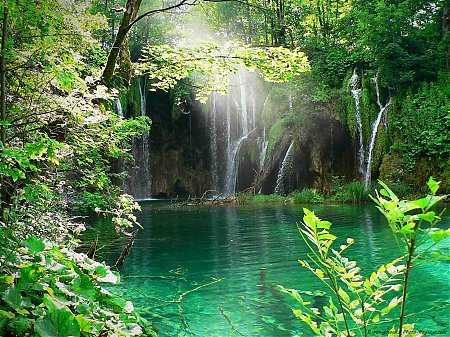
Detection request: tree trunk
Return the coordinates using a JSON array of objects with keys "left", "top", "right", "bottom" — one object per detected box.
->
[
  {"left": 0, "top": 6, "right": 7, "bottom": 219},
  {"left": 101, "top": 0, "right": 142, "bottom": 87},
  {"left": 1, "top": 6, "right": 7, "bottom": 146}
]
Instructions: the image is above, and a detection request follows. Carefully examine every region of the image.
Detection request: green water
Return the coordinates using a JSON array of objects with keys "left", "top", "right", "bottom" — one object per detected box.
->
[{"left": 85, "top": 202, "right": 449, "bottom": 336}]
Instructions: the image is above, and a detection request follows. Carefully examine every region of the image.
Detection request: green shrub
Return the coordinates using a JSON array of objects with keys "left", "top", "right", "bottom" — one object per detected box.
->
[
  {"left": 331, "top": 181, "right": 371, "bottom": 203},
  {"left": 289, "top": 189, "right": 325, "bottom": 204},
  {"left": 252, "top": 194, "right": 287, "bottom": 203}
]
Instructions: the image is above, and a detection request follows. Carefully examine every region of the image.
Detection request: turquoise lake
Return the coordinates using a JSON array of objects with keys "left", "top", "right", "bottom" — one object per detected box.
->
[{"left": 84, "top": 202, "right": 450, "bottom": 336}]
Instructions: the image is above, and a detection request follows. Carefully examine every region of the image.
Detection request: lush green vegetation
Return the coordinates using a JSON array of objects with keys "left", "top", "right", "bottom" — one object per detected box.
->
[
  {"left": 0, "top": 0, "right": 448, "bottom": 335},
  {"left": 281, "top": 178, "right": 449, "bottom": 336}
]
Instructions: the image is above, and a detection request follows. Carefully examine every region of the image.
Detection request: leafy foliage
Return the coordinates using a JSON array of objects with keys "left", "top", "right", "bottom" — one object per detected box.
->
[
  {"left": 390, "top": 74, "right": 450, "bottom": 171},
  {"left": 0, "top": 237, "right": 153, "bottom": 336},
  {"left": 281, "top": 178, "right": 449, "bottom": 336},
  {"left": 289, "top": 189, "right": 325, "bottom": 204},
  {"left": 137, "top": 41, "right": 310, "bottom": 103}
]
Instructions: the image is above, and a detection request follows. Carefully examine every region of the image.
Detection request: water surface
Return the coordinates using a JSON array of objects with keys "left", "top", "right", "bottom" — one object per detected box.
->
[{"left": 85, "top": 202, "right": 449, "bottom": 336}]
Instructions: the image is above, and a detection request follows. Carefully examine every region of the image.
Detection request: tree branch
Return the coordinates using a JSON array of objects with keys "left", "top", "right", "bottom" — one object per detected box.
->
[{"left": 128, "top": 0, "right": 194, "bottom": 31}]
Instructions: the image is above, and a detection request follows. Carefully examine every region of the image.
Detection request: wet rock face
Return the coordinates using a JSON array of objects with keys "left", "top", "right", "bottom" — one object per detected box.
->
[
  {"left": 252, "top": 116, "right": 355, "bottom": 195},
  {"left": 150, "top": 149, "right": 210, "bottom": 198},
  {"left": 123, "top": 89, "right": 212, "bottom": 198}
]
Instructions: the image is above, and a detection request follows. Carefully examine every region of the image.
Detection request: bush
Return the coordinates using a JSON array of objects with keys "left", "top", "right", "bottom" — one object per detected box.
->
[
  {"left": 289, "top": 189, "right": 325, "bottom": 204},
  {"left": 331, "top": 181, "right": 371, "bottom": 203},
  {"left": 252, "top": 194, "right": 287, "bottom": 203}
]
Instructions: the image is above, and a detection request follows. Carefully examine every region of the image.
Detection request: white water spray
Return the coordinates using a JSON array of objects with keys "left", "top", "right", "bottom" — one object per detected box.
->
[
  {"left": 349, "top": 68, "right": 365, "bottom": 179},
  {"left": 210, "top": 92, "right": 219, "bottom": 191},
  {"left": 115, "top": 99, "right": 123, "bottom": 117},
  {"left": 274, "top": 141, "right": 295, "bottom": 195},
  {"left": 364, "top": 75, "right": 391, "bottom": 189}
]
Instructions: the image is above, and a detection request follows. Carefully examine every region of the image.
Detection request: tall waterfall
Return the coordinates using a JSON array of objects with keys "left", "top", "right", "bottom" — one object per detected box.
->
[
  {"left": 139, "top": 78, "right": 151, "bottom": 195},
  {"left": 258, "top": 91, "right": 271, "bottom": 169},
  {"left": 238, "top": 69, "right": 249, "bottom": 135},
  {"left": 210, "top": 92, "right": 219, "bottom": 191},
  {"left": 364, "top": 75, "right": 391, "bottom": 188},
  {"left": 349, "top": 68, "right": 365, "bottom": 179},
  {"left": 274, "top": 141, "right": 295, "bottom": 195},
  {"left": 208, "top": 70, "right": 268, "bottom": 197}
]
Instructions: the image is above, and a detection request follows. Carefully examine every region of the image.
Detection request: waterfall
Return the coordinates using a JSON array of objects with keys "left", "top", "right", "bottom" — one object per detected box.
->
[
  {"left": 210, "top": 92, "right": 219, "bottom": 192},
  {"left": 209, "top": 70, "right": 271, "bottom": 197},
  {"left": 238, "top": 70, "right": 249, "bottom": 135},
  {"left": 259, "top": 90, "right": 271, "bottom": 169},
  {"left": 139, "top": 78, "right": 146, "bottom": 117},
  {"left": 259, "top": 139, "right": 268, "bottom": 170},
  {"left": 115, "top": 99, "right": 123, "bottom": 117},
  {"left": 349, "top": 68, "right": 365, "bottom": 179},
  {"left": 364, "top": 75, "right": 391, "bottom": 189},
  {"left": 274, "top": 141, "right": 295, "bottom": 195},
  {"left": 251, "top": 88, "right": 257, "bottom": 130},
  {"left": 139, "top": 79, "right": 151, "bottom": 195},
  {"left": 224, "top": 132, "right": 253, "bottom": 196}
]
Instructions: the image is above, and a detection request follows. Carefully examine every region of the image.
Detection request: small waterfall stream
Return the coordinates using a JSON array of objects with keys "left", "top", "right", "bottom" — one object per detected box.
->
[
  {"left": 205, "top": 69, "right": 273, "bottom": 197},
  {"left": 139, "top": 78, "right": 151, "bottom": 195},
  {"left": 115, "top": 99, "right": 123, "bottom": 117},
  {"left": 224, "top": 131, "right": 255, "bottom": 196},
  {"left": 274, "top": 141, "right": 295, "bottom": 195},
  {"left": 364, "top": 75, "right": 391, "bottom": 188},
  {"left": 349, "top": 68, "right": 365, "bottom": 180},
  {"left": 210, "top": 92, "right": 219, "bottom": 191},
  {"left": 238, "top": 69, "right": 249, "bottom": 135}
]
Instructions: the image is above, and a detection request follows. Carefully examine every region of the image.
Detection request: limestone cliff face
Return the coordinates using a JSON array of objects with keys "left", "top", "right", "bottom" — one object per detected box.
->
[
  {"left": 252, "top": 116, "right": 355, "bottom": 195},
  {"left": 121, "top": 81, "right": 357, "bottom": 198},
  {"left": 122, "top": 86, "right": 212, "bottom": 198}
]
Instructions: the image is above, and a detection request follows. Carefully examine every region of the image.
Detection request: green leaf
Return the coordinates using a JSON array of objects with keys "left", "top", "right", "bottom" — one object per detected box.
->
[
  {"left": 417, "top": 211, "right": 436, "bottom": 223},
  {"left": 34, "top": 308, "right": 80, "bottom": 337},
  {"left": 410, "top": 197, "right": 429, "bottom": 210},
  {"left": 4, "top": 286, "right": 25, "bottom": 309},
  {"left": 338, "top": 287, "right": 350, "bottom": 305},
  {"left": 71, "top": 274, "right": 95, "bottom": 300},
  {"left": 397, "top": 222, "right": 416, "bottom": 234},
  {"left": 292, "top": 308, "right": 303, "bottom": 318},
  {"left": 22, "top": 237, "right": 46, "bottom": 255},
  {"left": 427, "top": 177, "right": 440, "bottom": 194},
  {"left": 429, "top": 228, "right": 450, "bottom": 243},
  {"left": 0, "top": 310, "right": 15, "bottom": 319}
]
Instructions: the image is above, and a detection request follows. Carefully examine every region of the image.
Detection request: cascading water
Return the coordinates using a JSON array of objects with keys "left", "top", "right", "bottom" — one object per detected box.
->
[
  {"left": 224, "top": 130, "right": 255, "bottom": 196},
  {"left": 115, "top": 99, "right": 123, "bottom": 117},
  {"left": 258, "top": 91, "right": 271, "bottom": 170},
  {"left": 349, "top": 68, "right": 365, "bottom": 179},
  {"left": 139, "top": 78, "right": 151, "bottom": 196},
  {"left": 274, "top": 141, "right": 295, "bottom": 195},
  {"left": 210, "top": 91, "right": 219, "bottom": 192},
  {"left": 364, "top": 75, "right": 391, "bottom": 189},
  {"left": 208, "top": 69, "right": 268, "bottom": 196},
  {"left": 238, "top": 69, "right": 249, "bottom": 135}
]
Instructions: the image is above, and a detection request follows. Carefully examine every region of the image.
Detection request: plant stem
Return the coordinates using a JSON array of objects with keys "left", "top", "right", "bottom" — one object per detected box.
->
[
  {"left": 398, "top": 243, "right": 415, "bottom": 337},
  {"left": 361, "top": 299, "right": 367, "bottom": 337},
  {"left": 327, "top": 270, "right": 351, "bottom": 337}
]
